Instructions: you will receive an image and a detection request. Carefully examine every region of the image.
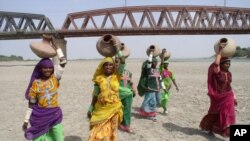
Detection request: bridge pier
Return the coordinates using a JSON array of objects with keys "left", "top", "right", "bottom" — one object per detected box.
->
[{"left": 52, "top": 38, "right": 67, "bottom": 65}]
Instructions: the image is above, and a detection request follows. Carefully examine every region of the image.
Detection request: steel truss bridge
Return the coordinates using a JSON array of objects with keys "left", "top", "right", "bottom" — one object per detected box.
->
[{"left": 0, "top": 5, "right": 250, "bottom": 40}]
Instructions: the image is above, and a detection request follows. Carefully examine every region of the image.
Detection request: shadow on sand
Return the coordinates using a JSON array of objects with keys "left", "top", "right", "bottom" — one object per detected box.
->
[
  {"left": 162, "top": 122, "right": 225, "bottom": 141},
  {"left": 64, "top": 135, "right": 83, "bottom": 141}
]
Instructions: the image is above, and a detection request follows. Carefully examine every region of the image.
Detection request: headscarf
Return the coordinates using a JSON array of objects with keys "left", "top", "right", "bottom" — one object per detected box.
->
[
  {"left": 92, "top": 57, "right": 114, "bottom": 81},
  {"left": 220, "top": 57, "right": 230, "bottom": 64},
  {"left": 90, "top": 57, "right": 122, "bottom": 126},
  {"left": 25, "top": 58, "right": 54, "bottom": 100}
]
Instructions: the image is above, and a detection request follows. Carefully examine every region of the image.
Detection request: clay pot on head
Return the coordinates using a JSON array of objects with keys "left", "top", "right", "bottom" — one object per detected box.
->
[
  {"left": 120, "top": 43, "right": 131, "bottom": 58},
  {"left": 30, "top": 41, "right": 57, "bottom": 58},
  {"left": 96, "top": 34, "right": 121, "bottom": 57},
  {"left": 214, "top": 38, "right": 236, "bottom": 57},
  {"left": 146, "top": 45, "right": 161, "bottom": 57},
  {"left": 159, "top": 49, "right": 171, "bottom": 60}
]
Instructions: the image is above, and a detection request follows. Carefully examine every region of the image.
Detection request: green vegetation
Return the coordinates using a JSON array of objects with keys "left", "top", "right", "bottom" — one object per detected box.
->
[
  {"left": 0, "top": 55, "right": 24, "bottom": 61},
  {"left": 233, "top": 47, "right": 250, "bottom": 58},
  {"left": 211, "top": 46, "right": 250, "bottom": 59}
]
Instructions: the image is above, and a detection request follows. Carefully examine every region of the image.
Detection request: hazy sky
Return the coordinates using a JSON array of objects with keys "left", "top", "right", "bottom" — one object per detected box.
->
[{"left": 0, "top": 0, "right": 250, "bottom": 59}]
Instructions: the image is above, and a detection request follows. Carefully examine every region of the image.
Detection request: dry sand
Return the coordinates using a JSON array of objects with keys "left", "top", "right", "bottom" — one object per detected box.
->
[{"left": 0, "top": 59, "right": 249, "bottom": 141}]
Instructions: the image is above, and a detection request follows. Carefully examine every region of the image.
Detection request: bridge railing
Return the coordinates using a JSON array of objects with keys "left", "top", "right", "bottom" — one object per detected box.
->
[
  {"left": 1, "top": 5, "right": 250, "bottom": 39},
  {"left": 62, "top": 6, "right": 250, "bottom": 31}
]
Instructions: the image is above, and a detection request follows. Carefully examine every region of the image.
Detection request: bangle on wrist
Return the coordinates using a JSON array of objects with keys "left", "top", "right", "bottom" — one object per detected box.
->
[
  {"left": 56, "top": 48, "right": 64, "bottom": 58},
  {"left": 24, "top": 108, "right": 32, "bottom": 123}
]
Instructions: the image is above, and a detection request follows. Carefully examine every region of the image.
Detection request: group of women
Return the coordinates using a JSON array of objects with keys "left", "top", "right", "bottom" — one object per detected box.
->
[
  {"left": 22, "top": 37, "right": 237, "bottom": 141},
  {"left": 137, "top": 48, "right": 179, "bottom": 122}
]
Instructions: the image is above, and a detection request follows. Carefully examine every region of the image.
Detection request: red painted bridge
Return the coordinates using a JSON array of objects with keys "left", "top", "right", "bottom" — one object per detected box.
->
[{"left": 0, "top": 5, "right": 250, "bottom": 40}]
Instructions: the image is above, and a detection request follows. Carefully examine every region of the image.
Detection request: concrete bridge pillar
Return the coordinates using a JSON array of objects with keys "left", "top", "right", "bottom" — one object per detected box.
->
[{"left": 52, "top": 38, "right": 67, "bottom": 65}]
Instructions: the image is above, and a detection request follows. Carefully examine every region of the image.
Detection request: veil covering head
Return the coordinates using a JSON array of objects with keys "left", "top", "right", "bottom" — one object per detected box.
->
[
  {"left": 220, "top": 57, "right": 230, "bottom": 64},
  {"left": 25, "top": 58, "right": 54, "bottom": 100},
  {"left": 92, "top": 57, "right": 114, "bottom": 81}
]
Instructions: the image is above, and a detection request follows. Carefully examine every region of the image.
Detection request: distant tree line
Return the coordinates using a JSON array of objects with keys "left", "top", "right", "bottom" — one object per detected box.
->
[
  {"left": 1, "top": 47, "right": 249, "bottom": 61},
  {"left": 0, "top": 55, "right": 24, "bottom": 61},
  {"left": 233, "top": 46, "right": 250, "bottom": 58}
]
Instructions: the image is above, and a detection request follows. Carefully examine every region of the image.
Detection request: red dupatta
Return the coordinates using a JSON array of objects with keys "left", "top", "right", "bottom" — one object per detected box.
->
[{"left": 207, "top": 63, "right": 236, "bottom": 129}]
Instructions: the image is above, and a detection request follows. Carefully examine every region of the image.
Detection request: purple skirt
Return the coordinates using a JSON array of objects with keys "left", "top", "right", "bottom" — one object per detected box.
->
[{"left": 25, "top": 105, "right": 63, "bottom": 140}]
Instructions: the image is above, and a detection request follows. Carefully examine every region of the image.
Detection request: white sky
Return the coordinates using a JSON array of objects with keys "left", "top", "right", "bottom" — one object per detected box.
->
[{"left": 0, "top": 0, "right": 250, "bottom": 59}]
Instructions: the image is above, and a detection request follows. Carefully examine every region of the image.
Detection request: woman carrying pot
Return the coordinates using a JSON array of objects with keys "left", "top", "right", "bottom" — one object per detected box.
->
[
  {"left": 137, "top": 46, "right": 165, "bottom": 122},
  {"left": 22, "top": 36, "right": 67, "bottom": 141},
  {"left": 199, "top": 40, "right": 237, "bottom": 137},
  {"left": 87, "top": 38, "right": 125, "bottom": 140},
  {"left": 159, "top": 49, "right": 179, "bottom": 114}
]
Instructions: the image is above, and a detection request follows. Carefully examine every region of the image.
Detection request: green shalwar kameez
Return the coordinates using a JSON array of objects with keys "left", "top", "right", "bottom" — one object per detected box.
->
[
  {"left": 119, "top": 70, "right": 133, "bottom": 126},
  {"left": 159, "top": 64, "right": 176, "bottom": 111}
]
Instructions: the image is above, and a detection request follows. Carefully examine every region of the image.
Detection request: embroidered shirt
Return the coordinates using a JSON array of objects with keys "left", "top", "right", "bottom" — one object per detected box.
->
[{"left": 29, "top": 75, "right": 59, "bottom": 108}]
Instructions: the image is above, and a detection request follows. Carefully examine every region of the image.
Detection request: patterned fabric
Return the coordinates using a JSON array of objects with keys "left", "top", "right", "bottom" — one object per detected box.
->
[
  {"left": 119, "top": 70, "right": 132, "bottom": 88},
  {"left": 92, "top": 74, "right": 121, "bottom": 106},
  {"left": 25, "top": 58, "right": 54, "bottom": 100},
  {"left": 119, "top": 70, "right": 134, "bottom": 126},
  {"left": 161, "top": 69, "right": 175, "bottom": 90},
  {"left": 159, "top": 64, "right": 175, "bottom": 90},
  {"left": 91, "top": 73, "right": 123, "bottom": 123},
  {"left": 159, "top": 64, "right": 175, "bottom": 109},
  {"left": 29, "top": 75, "right": 59, "bottom": 108},
  {"left": 89, "top": 57, "right": 124, "bottom": 141},
  {"left": 137, "top": 60, "right": 161, "bottom": 96},
  {"left": 119, "top": 69, "right": 133, "bottom": 100},
  {"left": 89, "top": 113, "right": 120, "bottom": 141},
  {"left": 139, "top": 91, "right": 158, "bottom": 117},
  {"left": 138, "top": 59, "right": 161, "bottom": 117},
  {"left": 146, "top": 68, "right": 161, "bottom": 92},
  {"left": 24, "top": 58, "right": 63, "bottom": 140}
]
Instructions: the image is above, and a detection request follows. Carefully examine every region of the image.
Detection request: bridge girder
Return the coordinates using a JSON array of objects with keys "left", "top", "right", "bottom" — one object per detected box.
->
[
  {"left": 0, "top": 11, "right": 55, "bottom": 39},
  {"left": 1, "top": 5, "right": 250, "bottom": 40}
]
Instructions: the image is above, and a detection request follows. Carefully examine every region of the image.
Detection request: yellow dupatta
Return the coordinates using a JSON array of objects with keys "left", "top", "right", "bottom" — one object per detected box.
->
[{"left": 90, "top": 57, "right": 123, "bottom": 126}]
